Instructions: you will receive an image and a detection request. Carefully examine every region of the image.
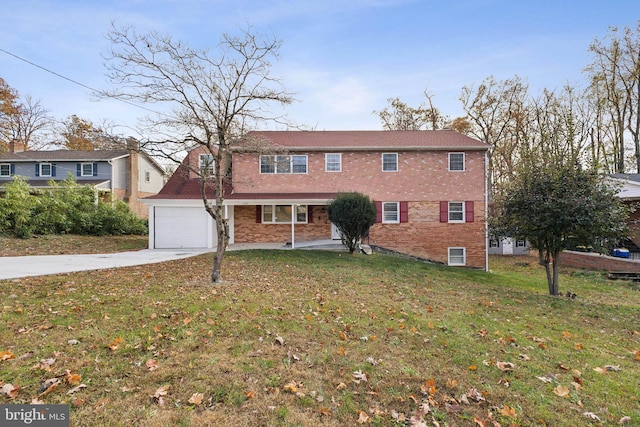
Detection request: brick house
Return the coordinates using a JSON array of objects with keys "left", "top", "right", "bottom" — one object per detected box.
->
[
  {"left": 145, "top": 130, "right": 489, "bottom": 269},
  {"left": 0, "top": 142, "right": 166, "bottom": 218}
]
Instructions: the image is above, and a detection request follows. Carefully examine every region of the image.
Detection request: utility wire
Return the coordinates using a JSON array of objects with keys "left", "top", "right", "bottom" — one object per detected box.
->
[{"left": 0, "top": 47, "right": 163, "bottom": 116}]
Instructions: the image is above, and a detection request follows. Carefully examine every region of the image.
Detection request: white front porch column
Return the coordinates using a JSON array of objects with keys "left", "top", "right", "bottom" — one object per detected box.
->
[{"left": 291, "top": 203, "right": 296, "bottom": 249}]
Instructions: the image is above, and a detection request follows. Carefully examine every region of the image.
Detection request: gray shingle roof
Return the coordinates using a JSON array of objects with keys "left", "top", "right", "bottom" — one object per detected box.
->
[{"left": 0, "top": 149, "right": 130, "bottom": 162}]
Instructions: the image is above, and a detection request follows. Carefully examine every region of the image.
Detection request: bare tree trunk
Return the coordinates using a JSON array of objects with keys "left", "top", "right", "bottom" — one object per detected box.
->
[
  {"left": 539, "top": 250, "right": 554, "bottom": 295},
  {"left": 551, "top": 251, "right": 560, "bottom": 296},
  {"left": 211, "top": 215, "right": 229, "bottom": 283}
]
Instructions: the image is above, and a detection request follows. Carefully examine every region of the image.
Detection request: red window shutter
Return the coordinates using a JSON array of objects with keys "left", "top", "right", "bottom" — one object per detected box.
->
[
  {"left": 465, "top": 201, "right": 474, "bottom": 222},
  {"left": 308, "top": 206, "right": 313, "bottom": 223},
  {"left": 439, "top": 201, "right": 448, "bottom": 223},
  {"left": 375, "top": 201, "right": 382, "bottom": 223},
  {"left": 256, "top": 205, "right": 262, "bottom": 223},
  {"left": 400, "top": 201, "right": 408, "bottom": 223}
]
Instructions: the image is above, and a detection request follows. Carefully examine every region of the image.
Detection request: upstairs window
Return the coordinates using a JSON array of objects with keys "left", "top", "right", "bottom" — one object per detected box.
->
[
  {"left": 382, "top": 153, "right": 398, "bottom": 172},
  {"left": 0, "top": 163, "right": 12, "bottom": 177},
  {"left": 145, "top": 171, "right": 151, "bottom": 183},
  {"left": 260, "top": 155, "right": 307, "bottom": 174},
  {"left": 325, "top": 153, "right": 342, "bottom": 172},
  {"left": 81, "top": 163, "right": 95, "bottom": 177},
  {"left": 199, "top": 154, "right": 214, "bottom": 176},
  {"left": 448, "top": 152, "right": 465, "bottom": 171}
]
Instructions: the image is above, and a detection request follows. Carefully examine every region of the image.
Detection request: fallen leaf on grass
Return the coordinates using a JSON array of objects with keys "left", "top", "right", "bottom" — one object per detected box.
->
[
  {"left": 65, "top": 371, "right": 82, "bottom": 385},
  {"left": 336, "top": 382, "right": 347, "bottom": 390},
  {"left": 244, "top": 390, "right": 255, "bottom": 399},
  {"left": 2, "top": 383, "right": 20, "bottom": 399},
  {"left": 357, "top": 410, "right": 370, "bottom": 424},
  {"left": 498, "top": 404, "right": 517, "bottom": 418},
  {"left": 38, "top": 378, "right": 61, "bottom": 397},
  {"left": 152, "top": 384, "right": 170, "bottom": 399},
  {"left": 604, "top": 365, "right": 621, "bottom": 372},
  {"left": 32, "top": 358, "right": 55, "bottom": 371},
  {"left": 188, "top": 392, "right": 204, "bottom": 405},
  {"left": 108, "top": 337, "right": 123, "bottom": 351},
  {"left": 583, "top": 412, "right": 600, "bottom": 421},
  {"left": 283, "top": 381, "right": 300, "bottom": 393},
  {"left": 352, "top": 370, "right": 368, "bottom": 383},
  {"left": 67, "top": 384, "right": 87, "bottom": 395},
  {"left": 0, "top": 350, "right": 15, "bottom": 361},
  {"left": 496, "top": 361, "right": 514, "bottom": 372},
  {"left": 619, "top": 416, "right": 632, "bottom": 424},
  {"left": 146, "top": 359, "right": 159, "bottom": 371},
  {"left": 553, "top": 385, "right": 570, "bottom": 398}
]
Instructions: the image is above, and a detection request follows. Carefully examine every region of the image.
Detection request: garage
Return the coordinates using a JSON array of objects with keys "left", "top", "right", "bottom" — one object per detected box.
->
[{"left": 153, "top": 206, "right": 212, "bottom": 249}]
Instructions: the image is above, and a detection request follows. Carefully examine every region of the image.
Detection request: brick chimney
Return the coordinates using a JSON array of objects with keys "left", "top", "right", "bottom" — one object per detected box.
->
[{"left": 9, "top": 139, "right": 25, "bottom": 153}]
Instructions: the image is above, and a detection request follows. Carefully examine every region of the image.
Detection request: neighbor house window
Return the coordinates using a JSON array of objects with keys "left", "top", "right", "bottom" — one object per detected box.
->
[
  {"left": 448, "top": 202, "right": 464, "bottom": 222},
  {"left": 0, "top": 163, "right": 11, "bottom": 177},
  {"left": 448, "top": 152, "right": 465, "bottom": 171},
  {"left": 260, "top": 155, "right": 307, "bottom": 174},
  {"left": 382, "top": 202, "right": 399, "bottom": 223},
  {"left": 325, "top": 153, "right": 342, "bottom": 172},
  {"left": 448, "top": 247, "right": 466, "bottom": 266},
  {"left": 39, "top": 163, "right": 52, "bottom": 177},
  {"left": 489, "top": 239, "right": 499, "bottom": 248},
  {"left": 199, "top": 154, "right": 214, "bottom": 175},
  {"left": 262, "top": 204, "right": 308, "bottom": 223},
  {"left": 516, "top": 240, "right": 526, "bottom": 248},
  {"left": 81, "top": 163, "right": 94, "bottom": 177},
  {"left": 145, "top": 171, "right": 151, "bottom": 183},
  {"left": 382, "top": 153, "right": 398, "bottom": 172}
]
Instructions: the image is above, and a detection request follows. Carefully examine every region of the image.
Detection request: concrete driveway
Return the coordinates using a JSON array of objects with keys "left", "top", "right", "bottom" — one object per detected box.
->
[
  {"left": 0, "top": 249, "right": 213, "bottom": 280},
  {"left": 0, "top": 240, "right": 343, "bottom": 280}
]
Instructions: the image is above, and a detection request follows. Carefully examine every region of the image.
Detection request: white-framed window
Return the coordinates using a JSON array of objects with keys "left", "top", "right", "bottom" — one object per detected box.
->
[
  {"left": 144, "top": 171, "right": 151, "bottom": 183},
  {"left": 382, "top": 153, "right": 398, "bottom": 172},
  {"left": 382, "top": 202, "right": 399, "bottom": 223},
  {"left": 489, "top": 239, "right": 499, "bottom": 248},
  {"left": 260, "top": 155, "right": 307, "bottom": 174},
  {"left": 448, "top": 202, "right": 465, "bottom": 222},
  {"left": 262, "top": 204, "right": 308, "bottom": 223},
  {"left": 448, "top": 152, "right": 465, "bottom": 171},
  {"left": 81, "top": 163, "right": 94, "bottom": 177},
  {"left": 0, "top": 163, "right": 11, "bottom": 177},
  {"left": 199, "top": 154, "right": 214, "bottom": 175},
  {"left": 325, "top": 153, "right": 342, "bottom": 172},
  {"left": 516, "top": 240, "right": 526, "bottom": 248},
  {"left": 448, "top": 247, "right": 466, "bottom": 266},
  {"left": 39, "top": 163, "right": 52, "bottom": 177}
]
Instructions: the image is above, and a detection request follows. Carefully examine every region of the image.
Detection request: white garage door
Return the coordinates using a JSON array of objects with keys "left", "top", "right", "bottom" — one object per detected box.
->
[{"left": 154, "top": 207, "right": 211, "bottom": 249}]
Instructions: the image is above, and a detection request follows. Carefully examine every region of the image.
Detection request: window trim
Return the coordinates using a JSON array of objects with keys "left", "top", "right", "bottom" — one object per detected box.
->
[
  {"left": 448, "top": 247, "right": 466, "bottom": 266},
  {"left": 382, "top": 202, "right": 400, "bottom": 224},
  {"left": 199, "top": 154, "right": 215, "bottom": 175},
  {"left": 448, "top": 152, "right": 465, "bottom": 172},
  {"left": 325, "top": 153, "right": 342, "bottom": 172},
  {"left": 382, "top": 153, "right": 398, "bottom": 172},
  {"left": 448, "top": 201, "right": 465, "bottom": 223},
  {"left": 80, "top": 162, "right": 94, "bottom": 177},
  {"left": 261, "top": 204, "right": 308, "bottom": 224},
  {"left": 260, "top": 155, "right": 308, "bottom": 174},
  {"left": 39, "top": 163, "right": 52, "bottom": 177},
  {"left": 0, "top": 163, "right": 11, "bottom": 177}
]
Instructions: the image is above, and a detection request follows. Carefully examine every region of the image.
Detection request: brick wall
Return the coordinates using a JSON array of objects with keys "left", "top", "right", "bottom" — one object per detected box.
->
[
  {"left": 233, "top": 201, "right": 487, "bottom": 269},
  {"left": 559, "top": 250, "right": 640, "bottom": 272},
  {"left": 232, "top": 150, "right": 486, "bottom": 201}
]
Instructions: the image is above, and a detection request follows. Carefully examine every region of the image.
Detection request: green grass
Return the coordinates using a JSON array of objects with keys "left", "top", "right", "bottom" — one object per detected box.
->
[{"left": 0, "top": 249, "right": 639, "bottom": 426}]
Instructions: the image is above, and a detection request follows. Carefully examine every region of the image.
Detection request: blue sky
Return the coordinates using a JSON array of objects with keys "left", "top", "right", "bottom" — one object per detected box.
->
[{"left": 1, "top": 0, "right": 638, "bottom": 135}]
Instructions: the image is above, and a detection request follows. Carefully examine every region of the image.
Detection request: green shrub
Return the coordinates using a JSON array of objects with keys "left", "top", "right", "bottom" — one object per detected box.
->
[{"left": 328, "top": 192, "right": 377, "bottom": 253}]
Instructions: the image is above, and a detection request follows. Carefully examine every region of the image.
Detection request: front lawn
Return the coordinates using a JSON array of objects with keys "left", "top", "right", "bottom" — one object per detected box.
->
[
  {"left": 0, "top": 234, "right": 149, "bottom": 256},
  {"left": 1, "top": 251, "right": 638, "bottom": 426}
]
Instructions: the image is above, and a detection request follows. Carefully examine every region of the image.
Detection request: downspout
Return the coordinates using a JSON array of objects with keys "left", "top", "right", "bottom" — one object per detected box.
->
[
  {"left": 484, "top": 150, "right": 489, "bottom": 272},
  {"left": 107, "top": 160, "right": 115, "bottom": 205},
  {"left": 291, "top": 203, "right": 296, "bottom": 249}
]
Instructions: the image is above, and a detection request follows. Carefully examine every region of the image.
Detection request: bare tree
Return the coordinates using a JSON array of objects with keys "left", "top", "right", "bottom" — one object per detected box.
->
[
  {"left": 103, "top": 24, "right": 292, "bottom": 283},
  {"left": 373, "top": 90, "right": 448, "bottom": 131},
  {"left": 460, "top": 75, "right": 529, "bottom": 195},
  {"left": 0, "top": 78, "right": 51, "bottom": 150}
]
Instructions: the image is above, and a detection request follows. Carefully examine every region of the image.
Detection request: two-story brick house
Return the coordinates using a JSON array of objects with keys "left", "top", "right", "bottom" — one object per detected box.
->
[
  {"left": 0, "top": 144, "right": 166, "bottom": 218},
  {"left": 145, "top": 130, "right": 489, "bottom": 269}
]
